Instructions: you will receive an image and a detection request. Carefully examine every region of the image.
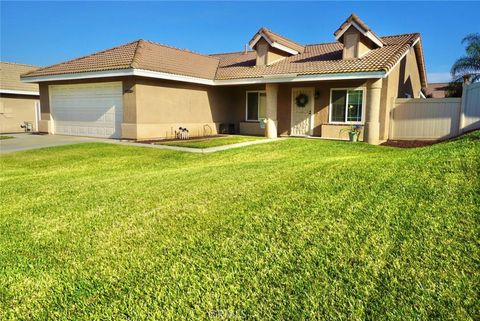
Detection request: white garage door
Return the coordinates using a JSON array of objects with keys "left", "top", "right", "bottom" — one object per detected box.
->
[{"left": 50, "top": 82, "right": 123, "bottom": 138}]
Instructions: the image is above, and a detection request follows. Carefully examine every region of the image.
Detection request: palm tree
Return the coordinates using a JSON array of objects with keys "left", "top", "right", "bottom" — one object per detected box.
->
[{"left": 451, "top": 33, "right": 480, "bottom": 83}]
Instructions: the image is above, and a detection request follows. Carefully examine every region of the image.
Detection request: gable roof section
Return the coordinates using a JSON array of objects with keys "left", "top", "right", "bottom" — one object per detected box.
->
[
  {"left": 334, "top": 13, "right": 386, "bottom": 48},
  {"left": 22, "top": 40, "right": 219, "bottom": 80},
  {"left": 249, "top": 27, "right": 305, "bottom": 54},
  {"left": 213, "top": 33, "right": 426, "bottom": 86},
  {"left": 0, "top": 62, "right": 39, "bottom": 95}
]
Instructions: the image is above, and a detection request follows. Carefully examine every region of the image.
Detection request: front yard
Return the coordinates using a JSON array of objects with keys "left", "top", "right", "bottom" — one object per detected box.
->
[{"left": 1, "top": 132, "right": 479, "bottom": 320}]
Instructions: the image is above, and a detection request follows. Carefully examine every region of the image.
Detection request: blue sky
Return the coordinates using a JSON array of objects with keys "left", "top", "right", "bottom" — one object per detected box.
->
[{"left": 1, "top": 1, "right": 479, "bottom": 83}]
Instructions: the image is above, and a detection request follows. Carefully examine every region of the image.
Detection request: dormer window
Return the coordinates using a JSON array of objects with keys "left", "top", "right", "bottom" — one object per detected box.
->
[
  {"left": 249, "top": 27, "right": 304, "bottom": 66},
  {"left": 334, "top": 13, "right": 385, "bottom": 59}
]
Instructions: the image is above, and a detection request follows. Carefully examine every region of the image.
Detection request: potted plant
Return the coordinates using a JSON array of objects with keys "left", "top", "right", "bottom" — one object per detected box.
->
[{"left": 340, "top": 125, "right": 362, "bottom": 142}]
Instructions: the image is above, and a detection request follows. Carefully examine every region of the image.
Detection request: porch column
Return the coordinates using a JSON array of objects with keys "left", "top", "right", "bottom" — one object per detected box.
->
[
  {"left": 265, "top": 83, "right": 278, "bottom": 138},
  {"left": 365, "top": 78, "right": 383, "bottom": 145}
]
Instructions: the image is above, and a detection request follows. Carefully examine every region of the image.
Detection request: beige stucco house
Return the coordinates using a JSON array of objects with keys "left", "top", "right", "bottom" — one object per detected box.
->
[
  {"left": 21, "top": 14, "right": 427, "bottom": 144},
  {"left": 1, "top": 62, "right": 40, "bottom": 133}
]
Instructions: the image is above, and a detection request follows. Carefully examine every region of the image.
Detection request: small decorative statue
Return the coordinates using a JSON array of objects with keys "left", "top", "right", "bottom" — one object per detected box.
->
[{"left": 176, "top": 127, "right": 189, "bottom": 140}]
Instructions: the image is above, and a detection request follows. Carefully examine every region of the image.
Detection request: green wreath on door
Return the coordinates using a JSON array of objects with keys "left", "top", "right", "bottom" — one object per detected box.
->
[{"left": 295, "top": 93, "right": 309, "bottom": 107}]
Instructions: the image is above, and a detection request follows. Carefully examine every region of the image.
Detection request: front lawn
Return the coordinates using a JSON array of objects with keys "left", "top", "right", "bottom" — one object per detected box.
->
[
  {"left": 156, "top": 135, "right": 264, "bottom": 148},
  {"left": 1, "top": 132, "right": 479, "bottom": 320},
  {"left": 0, "top": 135, "right": 14, "bottom": 140}
]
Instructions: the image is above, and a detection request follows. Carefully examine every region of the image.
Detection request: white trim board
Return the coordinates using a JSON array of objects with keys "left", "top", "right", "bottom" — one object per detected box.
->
[
  {"left": 21, "top": 69, "right": 387, "bottom": 86},
  {"left": 249, "top": 32, "right": 299, "bottom": 55},
  {"left": 0, "top": 89, "right": 39, "bottom": 96},
  {"left": 335, "top": 21, "right": 384, "bottom": 48},
  {"left": 21, "top": 69, "right": 216, "bottom": 86}
]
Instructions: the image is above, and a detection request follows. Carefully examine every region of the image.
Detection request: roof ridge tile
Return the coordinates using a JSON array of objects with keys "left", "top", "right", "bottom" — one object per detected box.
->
[
  {"left": 131, "top": 39, "right": 144, "bottom": 69},
  {"left": 142, "top": 39, "right": 220, "bottom": 61}
]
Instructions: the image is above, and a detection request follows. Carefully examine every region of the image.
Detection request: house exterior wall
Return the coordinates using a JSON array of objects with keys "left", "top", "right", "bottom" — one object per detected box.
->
[
  {"left": 226, "top": 84, "right": 269, "bottom": 136},
  {"left": 279, "top": 80, "right": 368, "bottom": 140},
  {"left": 255, "top": 39, "right": 269, "bottom": 66},
  {"left": 342, "top": 27, "right": 374, "bottom": 59},
  {"left": 130, "top": 77, "right": 234, "bottom": 139},
  {"left": 228, "top": 80, "right": 370, "bottom": 140},
  {"left": 254, "top": 38, "right": 289, "bottom": 66},
  {"left": 379, "top": 47, "right": 423, "bottom": 139},
  {"left": 0, "top": 94, "right": 39, "bottom": 133}
]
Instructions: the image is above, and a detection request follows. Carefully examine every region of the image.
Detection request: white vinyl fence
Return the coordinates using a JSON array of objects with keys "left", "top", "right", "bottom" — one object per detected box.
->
[
  {"left": 460, "top": 82, "right": 480, "bottom": 132},
  {"left": 390, "top": 82, "right": 480, "bottom": 140}
]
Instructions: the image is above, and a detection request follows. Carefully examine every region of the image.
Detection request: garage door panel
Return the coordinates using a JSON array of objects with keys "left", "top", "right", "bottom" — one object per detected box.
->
[{"left": 50, "top": 82, "right": 123, "bottom": 138}]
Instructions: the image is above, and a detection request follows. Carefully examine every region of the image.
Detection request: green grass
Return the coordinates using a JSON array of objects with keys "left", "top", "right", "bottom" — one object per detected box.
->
[
  {"left": 0, "top": 135, "right": 14, "bottom": 140},
  {"left": 1, "top": 132, "right": 479, "bottom": 320},
  {"left": 156, "top": 135, "right": 264, "bottom": 148}
]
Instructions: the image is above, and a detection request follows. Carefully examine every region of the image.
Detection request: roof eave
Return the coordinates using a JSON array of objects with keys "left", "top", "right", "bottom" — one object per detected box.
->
[{"left": 21, "top": 68, "right": 386, "bottom": 86}]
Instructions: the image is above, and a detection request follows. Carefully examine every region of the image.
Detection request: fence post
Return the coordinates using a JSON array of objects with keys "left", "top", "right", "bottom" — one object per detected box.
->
[{"left": 458, "top": 75, "right": 472, "bottom": 134}]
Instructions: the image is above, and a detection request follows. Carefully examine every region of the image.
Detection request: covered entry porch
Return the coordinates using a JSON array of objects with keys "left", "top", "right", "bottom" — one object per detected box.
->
[{"left": 231, "top": 78, "right": 384, "bottom": 144}]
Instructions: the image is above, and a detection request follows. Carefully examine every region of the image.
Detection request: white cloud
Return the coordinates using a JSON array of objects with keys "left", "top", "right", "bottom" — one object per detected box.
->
[{"left": 427, "top": 72, "right": 452, "bottom": 83}]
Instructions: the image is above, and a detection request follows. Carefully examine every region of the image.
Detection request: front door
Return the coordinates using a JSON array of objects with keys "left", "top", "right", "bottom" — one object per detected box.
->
[{"left": 291, "top": 87, "right": 314, "bottom": 136}]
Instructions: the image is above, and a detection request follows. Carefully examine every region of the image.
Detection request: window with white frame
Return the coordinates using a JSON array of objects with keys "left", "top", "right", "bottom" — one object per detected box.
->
[
  {"left": 246, "top": 91, "right": 266, "bottom": 121},
  {"left": 329, "top": 89, "right": 364, "bottom": 123}
]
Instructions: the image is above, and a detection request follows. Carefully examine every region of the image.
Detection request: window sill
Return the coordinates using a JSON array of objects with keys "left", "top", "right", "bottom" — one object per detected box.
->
[{"left": 328, "top": 122, "right": 364, "bottom": 125}]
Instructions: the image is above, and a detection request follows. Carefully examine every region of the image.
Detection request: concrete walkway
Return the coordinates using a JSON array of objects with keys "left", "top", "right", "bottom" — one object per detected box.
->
[
  {"left": 0, "top": 133, "right": 281, "bottom": 154},
  {"left": 119, "top": 137, "right": 282, "bottom": 153}
]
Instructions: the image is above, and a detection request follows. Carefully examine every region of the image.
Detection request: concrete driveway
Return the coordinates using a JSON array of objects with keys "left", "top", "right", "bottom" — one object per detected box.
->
[{"left": 0, "top": 133, "right": 108, "bottom": 154}]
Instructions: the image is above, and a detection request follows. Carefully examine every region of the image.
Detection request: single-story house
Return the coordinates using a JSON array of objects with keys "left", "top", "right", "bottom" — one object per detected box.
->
[
  {"left": 1, "top": 62, "right": 40, "bottom": 133},
  {"left": 21, "top": 13, "right": 427, "bottom": 144}
]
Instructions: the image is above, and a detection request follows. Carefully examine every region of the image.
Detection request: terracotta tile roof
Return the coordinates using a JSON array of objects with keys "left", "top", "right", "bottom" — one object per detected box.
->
[
  {"left": 250, "top": 27, "right": 305, "bottom": 53},
  {"left": 213, "top": 33, "right": 421, "bottom": 80},
  {"left": 334, "top": 13, "right": 386, "bottom": 46},
  {"left": 1, "top": 62, "right": 39, "bottom": 92},
  {"left": 22, "top": 40, "right": 219, "bottom": 80},
  {"left": 425, "top": 83, "right": 449, "bottom": 98},
  {"left": 22, "top": 32, "right": 426, "bottom": 87}
]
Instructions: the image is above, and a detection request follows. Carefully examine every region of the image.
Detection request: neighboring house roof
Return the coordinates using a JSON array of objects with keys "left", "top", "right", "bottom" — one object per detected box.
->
[
  {"left": 425, "top": 83, "right": 449, "bottom": 98},
  {"left": 21, "top": 16, "right": 427, "bottom": 87},
  {"left": 0, "top": 62, "right": 39, "bottom": 95},
  {"left": 249, "top": 27, "right": 305, "bottom": 54},
  {"left": 22, "top": 40, "right": 219, "bottom": 80},
  {"left": 334, "top": 13, "right": 386, "bottom": 47}
]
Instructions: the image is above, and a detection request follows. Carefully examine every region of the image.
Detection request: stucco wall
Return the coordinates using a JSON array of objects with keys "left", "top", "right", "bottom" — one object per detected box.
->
[
  {"left": 228, "top": 80, "right": 371, "bottom": 140},
  {"left": 342, "top": 27, "right": 374, "bottom": 59},
  {"left": 254, "top": 38, "right": 289, "bottom": 66},
  {"left": 225, "top": 84, "right": 267, "bottom": 136},
  {"left": 379, "top": 46, "right": 423, "bottom": 139},
  {"left": 277, "top": 80, "right": 368, "bottom": 139},
  {"left": 132, "top": 77, "right": 234, "bottom": 139},
  {"left": 0, "top": 94, "right": 38, "bottom": 133}
]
